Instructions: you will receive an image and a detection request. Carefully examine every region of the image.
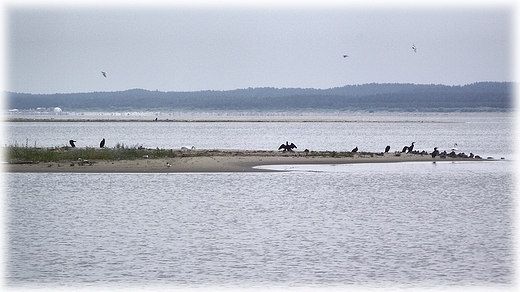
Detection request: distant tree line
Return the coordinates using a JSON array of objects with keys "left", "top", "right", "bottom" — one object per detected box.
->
[{"left": 6, "top": 82, "right": 514, "bottom": 112}]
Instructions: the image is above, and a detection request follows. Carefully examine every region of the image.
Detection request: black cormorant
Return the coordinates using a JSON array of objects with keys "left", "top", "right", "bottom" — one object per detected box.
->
[
  {"left": 431, "top": 147, "right": 439, "bottom": 158},
  {"left": 408, "top": 142, "right": 415, "bottom": 153},
  {"left": 279, "top": 141, "right": 297, "bottom": 152}
]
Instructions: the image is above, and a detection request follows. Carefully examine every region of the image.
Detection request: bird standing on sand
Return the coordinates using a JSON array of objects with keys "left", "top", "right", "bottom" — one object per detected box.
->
[
  {"left": 100, "top": 138, "right": 105, "bottom": 148},
  {"left": 278, "top": 141, "right": 297, "bottom": 152},
  {"left": 431, "top": 147, "right": 439, "bottom": 158},
  {"left": 69, "top": 140, "right": 76, "bottom": 147},
  {"left": 401, "top": 142, "right": 415, "bottom": 153},
  {"left": 385, "top": 145, "right": 391, "bottom": 153},
  {"left": 408, "top": 142, "right": 415, "bottom": 153},
  {"left": 451, "top": 143, "right": 458, "bottom": 151},
  {"left": 351, "top": 147, "right": 358, "bottom": 153},
  {"left": 101, "top": 71, "right": 107, "bottom": 77}
]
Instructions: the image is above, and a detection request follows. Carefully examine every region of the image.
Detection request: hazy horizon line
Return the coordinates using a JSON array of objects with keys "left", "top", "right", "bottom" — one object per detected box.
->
[{"left": 6, "top": 80, "right": 514, "bottom": 95}]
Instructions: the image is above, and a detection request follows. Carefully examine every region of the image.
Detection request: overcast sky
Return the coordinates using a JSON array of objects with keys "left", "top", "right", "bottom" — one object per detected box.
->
[{"left": 4, "top": 1, "right": 517, "bottom": 94}]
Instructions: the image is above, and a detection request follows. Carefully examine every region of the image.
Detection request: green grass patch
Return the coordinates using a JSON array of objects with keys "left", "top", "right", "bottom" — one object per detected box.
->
[{"left": 4, "top": 143, "right": 181, "bottom": 163}]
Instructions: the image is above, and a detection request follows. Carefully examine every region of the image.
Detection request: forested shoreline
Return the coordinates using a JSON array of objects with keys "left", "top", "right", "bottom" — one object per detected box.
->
[{"left": 6, "top": 82, "right": 513, "bottom": 112}]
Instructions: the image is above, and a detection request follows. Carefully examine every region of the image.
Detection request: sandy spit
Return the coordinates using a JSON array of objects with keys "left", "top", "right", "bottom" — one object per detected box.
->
[{"left": 5, "top": 150, "right": 484, "bottom": 173}]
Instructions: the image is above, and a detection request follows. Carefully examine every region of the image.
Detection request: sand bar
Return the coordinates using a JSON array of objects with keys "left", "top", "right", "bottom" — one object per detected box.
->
[{"left": 5, "top": 150, "right": 487, "bottom": 173}]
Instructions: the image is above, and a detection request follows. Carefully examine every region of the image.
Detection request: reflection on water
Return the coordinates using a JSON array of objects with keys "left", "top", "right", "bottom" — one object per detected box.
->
[{"left": 5, "top": 160, "right": 515, "bottom": 289}]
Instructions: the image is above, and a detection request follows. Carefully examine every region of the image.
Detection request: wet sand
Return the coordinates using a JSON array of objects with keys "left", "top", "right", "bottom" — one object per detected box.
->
[{"left": 5, "top": 150, "right": 484, "bottom": 173}]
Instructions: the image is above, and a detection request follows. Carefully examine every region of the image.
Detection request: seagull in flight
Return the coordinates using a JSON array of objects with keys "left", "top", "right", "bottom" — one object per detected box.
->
[
  {"left": 412, "top": 44, "right": 417, "bottom": 53},
  {"left": 101, "top": 71, "right": 107, "bottom": 77}
]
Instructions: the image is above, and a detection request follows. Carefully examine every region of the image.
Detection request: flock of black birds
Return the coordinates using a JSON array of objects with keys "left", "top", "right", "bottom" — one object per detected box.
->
[
  {"left": 278, "top": 140, "right": 483, "bottom": 159},
  {"left": 66, "top": 137, "right": 482, "bottom": 160}
]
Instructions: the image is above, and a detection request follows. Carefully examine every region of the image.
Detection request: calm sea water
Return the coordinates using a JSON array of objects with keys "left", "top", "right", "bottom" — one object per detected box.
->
[
  {"left": 3, "top": 111, "right": 518, "bottom": 291},
  {"left": 4, "top": 111, "right": 514, "bottom": 159}
]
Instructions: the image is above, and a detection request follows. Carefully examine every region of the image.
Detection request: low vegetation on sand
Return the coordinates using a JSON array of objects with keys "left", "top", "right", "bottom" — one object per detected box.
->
[
  {"left": 6, "top": 144, "right": 180, "bottom": 163},
  {"left": 5, "top": 143, "right": 360, "bottom": 164}
]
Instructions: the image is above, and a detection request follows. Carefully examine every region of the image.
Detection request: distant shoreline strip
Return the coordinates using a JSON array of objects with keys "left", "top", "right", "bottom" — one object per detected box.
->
[{"left": 5, "top": 118, "right": 457, "bottom": 123}]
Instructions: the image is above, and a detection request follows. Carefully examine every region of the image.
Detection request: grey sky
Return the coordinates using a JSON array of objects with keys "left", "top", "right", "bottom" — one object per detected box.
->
[{"left": 5, "top": 2, "right": 516, "bottom": 94}]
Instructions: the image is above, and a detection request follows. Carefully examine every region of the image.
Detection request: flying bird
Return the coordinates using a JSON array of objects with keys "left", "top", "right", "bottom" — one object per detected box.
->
[
  {"left": 101, "top": 71, "right": 107, "bottom": 77},
  {"left": 343, "top": 55, "right": 349, "bottom": 58},
  {"left": 412, "top": 44, "right": 417, "bottom": 53}
]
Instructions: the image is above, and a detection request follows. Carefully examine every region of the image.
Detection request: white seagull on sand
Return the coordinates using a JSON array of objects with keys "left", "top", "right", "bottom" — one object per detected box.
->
[{"left": 451, "top": 143, "right": 458, "bottom": 151}]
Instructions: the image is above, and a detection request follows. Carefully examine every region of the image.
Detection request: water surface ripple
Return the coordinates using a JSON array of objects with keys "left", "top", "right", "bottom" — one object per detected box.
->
[{"left": 6, "top": 160, "right": 515, "bottom": 290}]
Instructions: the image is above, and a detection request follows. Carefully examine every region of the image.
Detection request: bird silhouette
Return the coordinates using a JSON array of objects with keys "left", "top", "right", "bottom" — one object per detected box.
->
[
  {"left": 101, "top": 71, "right": 107, "bottom": 77},
  {"left": 412, "top": 44, "right": 417, "bottom": 53},
  {"left": 431, "top": 147, "right": 439, "bottom": 158},
  {"left": 278, "top": 141, "right": 297, "bottom": 152},
  {"left": 343, "top": 55, "right": 349, "bottom": 58},
  {"left": 451, "top": 143, "right": 458, "bottom": 151},
  {"left": 69, "top": 140, "right": 76, "bottom": 148},
  {"left": 100, "top": 138, "right": 105, "bottom": 148},
  {"left": 385, "top": 145, "right": 391, "bottom": 153},
  {"left": 408, "top": 142, "right": 415, "bottom": 152},
  {"left": 351, "top": 147, "right": 358, "bottom": 153}
]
